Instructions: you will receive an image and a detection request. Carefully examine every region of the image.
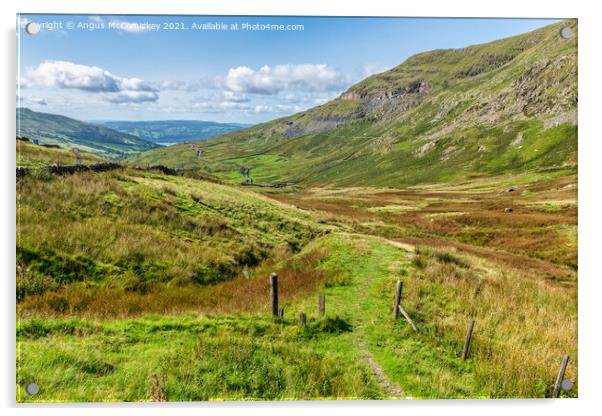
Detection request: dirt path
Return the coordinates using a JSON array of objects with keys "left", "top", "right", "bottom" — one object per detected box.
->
[
  {"left": 334, "top": 232, "right": 415, "bottom": 252},
  {"left": 333, "top": 232, "right": 414, "bottom": 399},
  {"left": 383, "top": 239, "right": 415, "bottom": 252},
  {"left": 336, "top": 232, "right": 573, "bottom": 281},
  {"left": 363, "top": 348, "right": 409, "bottom": 399},
  {"left": 395, "top": 235, "right": 575, "bottom": 280},
  {"left": 340, "top": 228, "right": 573, "bottom": 279}
]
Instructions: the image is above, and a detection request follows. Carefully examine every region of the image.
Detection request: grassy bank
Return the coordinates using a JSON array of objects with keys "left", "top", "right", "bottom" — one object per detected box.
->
[{"left": 17, "top": 168, "right": 325, "bottom": 301}]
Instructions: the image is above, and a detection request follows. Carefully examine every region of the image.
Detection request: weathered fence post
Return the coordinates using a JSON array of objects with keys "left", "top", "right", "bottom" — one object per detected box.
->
[
  {"left": 318, "top": 294, "right": 325, "bottom": 317},
  {"left": 462, "top": 320, "right": 475, "bottom": 360},
  {"left": 553, "top": 354, "right": 570, "bottom": 398},
  {"left": 397, "top": 304, "right": 418, "bottom": 332},
  {"left": 300, "top": 312, "right": 307, "bottom": 326},
  {"left": 393, "top": 279, "right": 403, "bottom": 319},
  {"left": 270, "top": 272, "right": 278, "bottom": 317}
]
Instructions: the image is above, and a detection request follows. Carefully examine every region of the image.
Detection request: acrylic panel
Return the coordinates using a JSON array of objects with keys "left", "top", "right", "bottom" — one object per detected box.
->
[{"left": 16, "top": 14, "right": 577, "bottom": 402}]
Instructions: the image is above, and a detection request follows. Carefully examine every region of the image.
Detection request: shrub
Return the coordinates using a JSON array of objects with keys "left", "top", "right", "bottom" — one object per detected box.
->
[
  {"left": 300, "top": 317, "right": 353, "bottom": 338},
  {"left": 16, "top": 271, "right": 59, "bottom": 300},
  {"left": 121, "top": 271, "right": 151, "bottom": 294},
  {"left": 434, "top": 251, "right": 469, "bottom": 268},
  {"left": 17, "top": 246, "right": 109, "bottom": 285}
]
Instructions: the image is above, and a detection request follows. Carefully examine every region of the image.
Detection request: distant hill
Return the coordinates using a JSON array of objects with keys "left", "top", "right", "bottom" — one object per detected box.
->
[
  {"left": 94, "top": 120, "right": 252, "bottom": 145},
  {"left": 17, "top": 108, "right": 159, "bottom": 159},
  {"left": 128, "top": 20, "right": 577, "bottom": 186}
]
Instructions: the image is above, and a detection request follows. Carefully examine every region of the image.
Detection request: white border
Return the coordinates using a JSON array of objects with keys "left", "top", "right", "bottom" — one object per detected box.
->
[{"left": 2, "top": 1, "right": 601, "bottom": 415}]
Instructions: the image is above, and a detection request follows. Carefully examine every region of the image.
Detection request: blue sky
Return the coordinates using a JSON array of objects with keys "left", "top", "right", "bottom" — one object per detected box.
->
[{"left": 17, "top": 15, "right": 559, "bottom": 123}]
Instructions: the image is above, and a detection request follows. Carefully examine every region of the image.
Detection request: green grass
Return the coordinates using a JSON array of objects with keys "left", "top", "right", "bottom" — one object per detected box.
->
[
  {"left": 17, "top": 232, "right": 577, "bottom": 400},
  {"left": 17, "top": 314, "right": 382, "bottom": 402},
  {"left": 288, "top": 235, "right": 482, "bottom": 398},
  {"left": 299, "top": 234, "right": 576, "bottom": 398}
]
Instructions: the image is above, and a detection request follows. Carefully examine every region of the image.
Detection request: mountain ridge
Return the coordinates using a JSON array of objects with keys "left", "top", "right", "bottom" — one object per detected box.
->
[
  {"left": 17, "top": 108, "right": 160, "bottom": 159},
  {"left": 129, "top": 19, "right": 577, "bottom": 185}
]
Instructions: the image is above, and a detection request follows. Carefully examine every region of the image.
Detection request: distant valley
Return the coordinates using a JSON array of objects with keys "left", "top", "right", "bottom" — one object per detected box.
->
[
  {"left": 17, "top": 108, "right": 252, "bottom": 160},
  {"left": 94, "top": 120, "right": 252, "bottom": 146}
]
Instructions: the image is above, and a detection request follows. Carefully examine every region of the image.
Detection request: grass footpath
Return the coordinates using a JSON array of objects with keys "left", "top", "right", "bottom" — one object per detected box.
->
[
  {"left": 18, "top": 231, "right": 576, "bottom": 401},
  {"left": 293, "top": 234, "right": 482, "bottom": 398},
  {"left": 291, "top": 233, "right": 576, "bottom": 399}
]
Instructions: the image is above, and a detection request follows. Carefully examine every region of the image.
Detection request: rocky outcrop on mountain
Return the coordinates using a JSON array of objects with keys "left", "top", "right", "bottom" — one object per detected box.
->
[
  {"left": 361, "top": 81, "right": 430, "bottom": 119},
  {"left": 282, "top": 112, "right": 361, "bottom": 138},
  {"left": 282, "top": 80, "right": 430, "bottom": 138}
]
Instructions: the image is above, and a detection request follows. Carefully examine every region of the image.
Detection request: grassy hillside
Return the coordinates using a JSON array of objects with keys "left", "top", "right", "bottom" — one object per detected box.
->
[
  {"left": 17, "top": 138, "right": 106, "bottom": 168},
  {"left": 17, "top": 145, "right": 577, "bottom": 400},
  {"left": 96, "top": 120, "right": 252, "bottom": 145},
  {"left": 127, "top": 20, "right": 577, "bottom": 186},
  {"left": 17, "top": 168, "right": 323, "bottom": 303},
  {"left": 17, "top": 108, "right": 159, "bottom": 159}
]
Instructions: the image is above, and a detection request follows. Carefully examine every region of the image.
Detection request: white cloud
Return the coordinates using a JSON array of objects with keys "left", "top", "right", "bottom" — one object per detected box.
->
[
  {"left": 223, "top": 64, "right": 347, "bottom": 95},
  {"left": 22, "top": 60, "right": 158, "bottom": 103},
  {"left": 157, "top": 80, "right": 193, "bottom": 91},
  {"left": 253, "top": 105, "right": 273, "bottom": 113},
  {"left": 221, "top": 91, "right": 251, "bottom": 103},
  {"left": 104, "top": 91, "right": 158, "bottom": 104},
  {"left": 155, "top": 79, "right": 213, "bottom": 92},
  {"left": 192, "top": 101, "right": 251, "bottom": 113},
  {"left": 17, "top": 94, "right": 48, "bottom": 106},
  {"left": 29, "top": 97, "right": 48, "bottom": 106},
  {"left": 253, "top": 104, "right": 301, "bottom": 114}
]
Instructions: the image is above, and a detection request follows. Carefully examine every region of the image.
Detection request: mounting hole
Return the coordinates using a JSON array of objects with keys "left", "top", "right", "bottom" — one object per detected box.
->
[
  {"left": 25, "top": 383, "right": 40, "bottom": 395},
  {"left": 25, "top": 22, "right": 40, "bottom": 35},
  {"left": 560, "top": 379, "right": 574, "bottom": 391},
  {"left": 559, "top": 27, "right": 573, "bottom": 40}
]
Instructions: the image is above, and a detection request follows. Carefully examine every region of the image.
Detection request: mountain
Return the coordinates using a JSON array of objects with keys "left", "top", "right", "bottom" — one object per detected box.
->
[
  {"left": 94, "top": 120, "right": 252, "bottom": 146},
  {"left": 127, "top": 20, "right": 577, "bottom": 186},
  {"left": 17, "top": 108, "right": 159, "bottom": 159}
]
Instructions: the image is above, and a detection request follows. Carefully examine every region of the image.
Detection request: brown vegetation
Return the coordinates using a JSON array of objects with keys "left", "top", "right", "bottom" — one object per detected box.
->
[
  {"left": 269, "top": 173, "right": 577, "bottom": 277},
  {"left": 17, "top": 246, "right": 334, "bottom": 319}
]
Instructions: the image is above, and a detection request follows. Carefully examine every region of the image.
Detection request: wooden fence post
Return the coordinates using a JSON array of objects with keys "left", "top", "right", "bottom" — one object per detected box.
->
[
  {"left": 462, "top": 320, "right": 475, "bottom": 360},
  {"left": 553, "top": 354, "right": 570, "bottom": 398},
  {"left": 270, "top": 272, "right": 278, "bottom": 317},
  {"left": 319, "top": 294, "right": 325, "bottom": 317},
  {"left": 393, "top": 279, "right": 403, "bottom": 319},
  {"left": 397, "top": 305, "right": 418, "bottom": 332},
  {"left": 299, "top": 312, "right": 307, "bottom": 326}
]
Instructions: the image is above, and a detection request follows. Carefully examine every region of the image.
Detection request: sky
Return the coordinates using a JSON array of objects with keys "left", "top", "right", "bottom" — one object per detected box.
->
[{"left": 17, "top": 14, "right": 560, "bottom": 123}]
